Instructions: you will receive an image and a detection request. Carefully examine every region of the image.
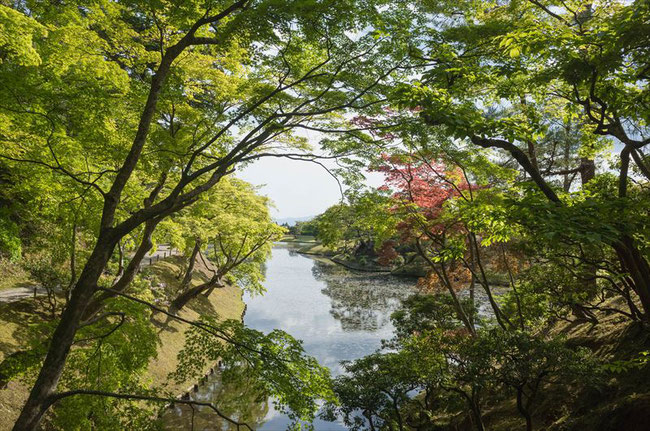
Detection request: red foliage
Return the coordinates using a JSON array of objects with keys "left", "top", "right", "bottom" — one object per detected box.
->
[
  {"left": 374, "top": 153, "right": 470, "bottom": 220},
  {"left": 372, "top": 153, "right": 476, "bottom": 251},
  {"left": 377, "top": 240, "right": 399, "bottom": 266}
]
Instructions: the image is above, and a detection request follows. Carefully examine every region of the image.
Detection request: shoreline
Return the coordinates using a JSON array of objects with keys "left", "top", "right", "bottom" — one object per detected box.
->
[{"left": 278, "top": 239, "right": 426, "bottom": 278}]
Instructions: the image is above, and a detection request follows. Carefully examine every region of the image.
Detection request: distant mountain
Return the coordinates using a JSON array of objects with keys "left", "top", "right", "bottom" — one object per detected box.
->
[{"left": 274, "top": 215, "right": 315, "bottom": 226}]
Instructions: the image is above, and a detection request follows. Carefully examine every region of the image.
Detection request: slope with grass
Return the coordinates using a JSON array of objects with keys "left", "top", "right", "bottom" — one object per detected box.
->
[
  {"left": 0, "top": 255, "right": 244, "bottom": 430},
  {"left": 450, "top": 300, "right": 650, "bottom": 431}
]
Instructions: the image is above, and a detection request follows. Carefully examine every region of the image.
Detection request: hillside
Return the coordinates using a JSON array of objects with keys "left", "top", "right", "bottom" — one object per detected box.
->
[
  {"left": 447, "top": 300, "right": 650, "bottom": 431},
  {"left": 0, "top": 255, "right": 244, "bottom": 430}
]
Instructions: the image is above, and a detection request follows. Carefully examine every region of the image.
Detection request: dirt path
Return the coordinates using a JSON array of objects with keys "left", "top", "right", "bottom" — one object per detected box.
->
[
  {"left": 0, "top": 286, "right": 48, "bottom": 303},
  {"left": 0, "top": 246, "right": 179, "bottom": 303}
]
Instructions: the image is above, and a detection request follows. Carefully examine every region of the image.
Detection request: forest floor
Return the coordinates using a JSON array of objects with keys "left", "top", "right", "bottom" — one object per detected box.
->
[
  {"left": 0, "top": 255, "right": 244, "bottom": 430},
  {"left": 450, "top": 298, "right": 650, "bottom": 431}
]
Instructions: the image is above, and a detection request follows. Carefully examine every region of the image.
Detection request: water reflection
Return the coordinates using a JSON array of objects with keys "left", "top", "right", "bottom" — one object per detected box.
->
[
  {"left": 164, "top": 366, "right": 270, "bottom": 430},
  {"left": 164, "top": 243, "right": 417, "bottom": 430},
  {"left": 312, "top": 260, "right": 413, "bottom": 332}
]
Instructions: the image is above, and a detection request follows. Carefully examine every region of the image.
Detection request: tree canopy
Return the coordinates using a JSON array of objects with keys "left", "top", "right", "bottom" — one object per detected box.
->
[{"left": 1, "top": 0, "right": 649, "bottom": 430}]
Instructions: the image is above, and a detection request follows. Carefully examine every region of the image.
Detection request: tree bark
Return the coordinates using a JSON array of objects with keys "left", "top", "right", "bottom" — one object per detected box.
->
[
  {"left": 416, "top": 239, "right": 476, "bottom": 335},
  {"left": 169, "top": 275, "right": 224, "bottom": 314},
  {"left": 470, "top": 398, "right": 485, "bottom": 431},
  {"left": 573, "top": 157, "right": 599, "bottom": 323},
  {"left": 180, "top": 239, "right": 202, "bottom": 291},
  {"left": 516, "top": 388, "right": 533, "bottom": 431},
  {"left": 82, "top": 219, "right": 160, "bottom": 321},
  {"left": 612, "top": 237, "right": 650, "bottom": 316}
]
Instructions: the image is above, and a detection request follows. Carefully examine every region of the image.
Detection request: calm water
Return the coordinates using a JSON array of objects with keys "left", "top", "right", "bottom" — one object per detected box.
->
[{"left": 164, "top": 243, "right": 417, "bottom": 430}]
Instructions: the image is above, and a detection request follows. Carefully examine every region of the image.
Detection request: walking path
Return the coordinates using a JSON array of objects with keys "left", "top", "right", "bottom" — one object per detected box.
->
[
  {"left": 0, "top": 245, "right": 179, "bottom": 304},
  {"left": 0, "top": 286, "right": 50, "bottom": 304}
]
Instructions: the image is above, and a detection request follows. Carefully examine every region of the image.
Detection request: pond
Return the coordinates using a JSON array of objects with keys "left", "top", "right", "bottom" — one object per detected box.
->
[{"left": 164, "top": 242, "right": 417, "bottom": 430}]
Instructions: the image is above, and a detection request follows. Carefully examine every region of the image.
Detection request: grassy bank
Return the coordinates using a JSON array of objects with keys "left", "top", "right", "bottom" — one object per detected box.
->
[
  {"left": 279, "top": 234, "right": 318, "bottom": 243},
  {"left": 0, "top": 259, "right": 31, "bottom": 291},
  {"left": 0, "top": 255, "right": 244, "bottom": 430}
]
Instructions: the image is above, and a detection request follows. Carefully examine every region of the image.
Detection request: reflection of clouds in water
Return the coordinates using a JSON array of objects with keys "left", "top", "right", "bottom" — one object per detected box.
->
[{"left": 167, "top": 244, "right": 418, "bottom": 431}]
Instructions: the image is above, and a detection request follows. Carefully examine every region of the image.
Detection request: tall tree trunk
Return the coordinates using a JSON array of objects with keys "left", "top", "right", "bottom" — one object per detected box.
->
[
  {"left": 468, "top": 235, "right": 476, "bottom": 327},
  {"left": 562, "top": 137, "right": 572, "bottom": 192},
  {"left": 470, "top": 397, "right": 485, "bottom": 431},
  {"left": 469, "top": 233, "right": 512, "bottom": 330},
  {"left": 579, "top": 157, "right": 595, "bottom": 185},
  {"left": 572, "top": 157, "right": 599, "bottom": 323},
  {"left": 516, "top": 388, "right": 533, "bottom": 431}
]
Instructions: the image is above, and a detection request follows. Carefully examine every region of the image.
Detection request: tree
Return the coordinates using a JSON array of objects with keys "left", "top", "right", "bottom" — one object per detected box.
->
[
  {"left": 315, "top": 189, "right": 398, "bottom": 256},
  {"left": 476, "top": 330, "right": 595, "bottom": 431},
  {"left": 322, "top": 352, "right": 422, "bottom": 431},
  {"left": 373, "top": 149, "right": 518, "bottom": 333},
  {"left": 390, "top": 0, "right": 650, "bottom": 318},
  {"left": 325, "top": 294, "right": 489, "bottom": 431},
  {"left": 167, "top": 178, "right": 284, "bottom": 314},
  {"left": 0, "top": 1, "right": 397, "bottom": 427}
]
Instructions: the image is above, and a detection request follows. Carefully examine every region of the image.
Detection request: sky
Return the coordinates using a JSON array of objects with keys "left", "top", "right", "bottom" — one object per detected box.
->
[
  {"left": 237, "top": 153, "right": 385, "bottom": 220},
  {"left": 236, "top": 125, "right": 388, "bottom": 220},
  {"left": 237, "top": 156, "right": 343, "bottom": 220}
]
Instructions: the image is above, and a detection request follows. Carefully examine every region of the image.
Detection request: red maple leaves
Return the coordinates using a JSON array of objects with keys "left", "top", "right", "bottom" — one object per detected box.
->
[{"left": 374, "top": 153, "right": 470, "bottom": 220}]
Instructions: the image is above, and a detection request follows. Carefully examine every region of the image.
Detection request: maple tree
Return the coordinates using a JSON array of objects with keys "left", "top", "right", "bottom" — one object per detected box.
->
[{"left": 373, "top": 151, "right": 516, "bottom": 333}]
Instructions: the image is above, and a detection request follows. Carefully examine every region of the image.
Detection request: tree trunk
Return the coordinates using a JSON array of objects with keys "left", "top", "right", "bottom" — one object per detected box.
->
[
  {"left": 516, "top": 388, "right": 533, "bottom": 431},
  {"left": 82, "top": 219, "right": 160, "bottom": 321},
  {"left": 13, "top": 234, "right": 117, "bottom": 430},
  {"left": 469, "top": 233, "right": 512, "bottom": 330},
  {"left": 576, "top": 158, "right": 599, "bottom": 319},
  {"left": 470, "top": 399, "right": 485, "bottom": 431},
  {"left": 415, "top": 240, "right": 476, "bottom": 335},
  {"left": 180, "top": 239, "right": 202, "bottom": 291},
  {"left": 579, "top": 157, "right": 595, "bottom": 185},
  {"left": 468, "top": 235, "right": 476, "bottom": 327},
  {"left": 613, "top": 236, "right": 650, "bottom": 318},
  {"left": 169, "top": 275, "right": 223, "bottom": 314}
]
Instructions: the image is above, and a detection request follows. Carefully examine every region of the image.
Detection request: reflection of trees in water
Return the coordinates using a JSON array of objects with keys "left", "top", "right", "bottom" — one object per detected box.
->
[
  {"left": 312, "top": 260, "right": 415, "bottom": 332},
  {"left": 163, "top": 365, "right": 269, "bottom": 431}
]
